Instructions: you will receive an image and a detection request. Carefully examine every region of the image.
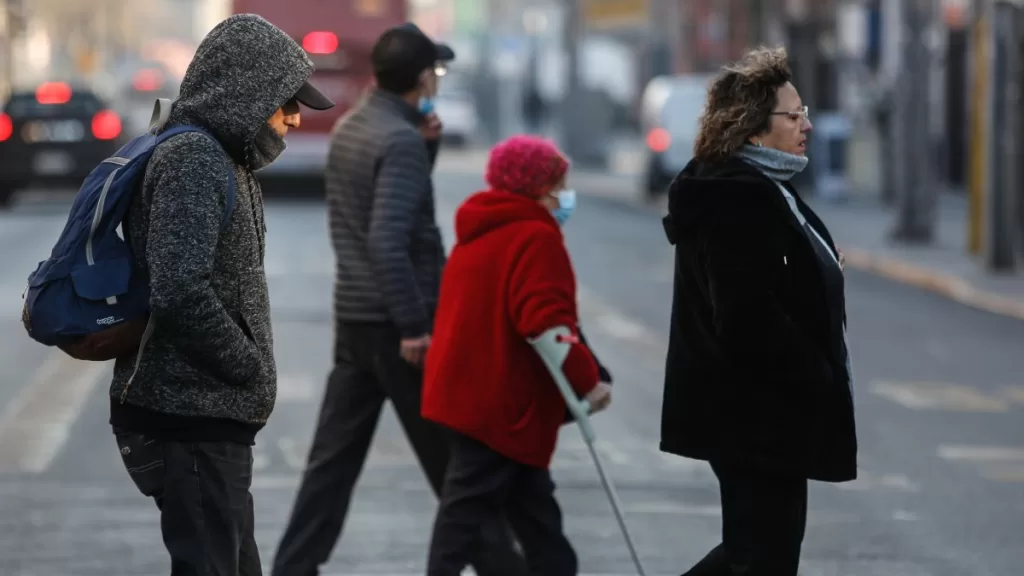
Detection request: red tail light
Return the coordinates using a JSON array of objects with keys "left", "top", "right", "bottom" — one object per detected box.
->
[
  {"left": 36, "top": 82, "right": 72, "bottom": 105},
  {"left": 303, "top": 31, "right": 338, "bottom": 54},
  {"left": 92, "top": 110, "right": 121, "bottom": 140},
  {"left": 646, "top": 127, "right": 671, "bottom": 153},
  {"left": 132, "top": 68, "right": 164, "bottom": 91},
  {"left": 0, "top": 113, "right": 11, "bottom": 142}
]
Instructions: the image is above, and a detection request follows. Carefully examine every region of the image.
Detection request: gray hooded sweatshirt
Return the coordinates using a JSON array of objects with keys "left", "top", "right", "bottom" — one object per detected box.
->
[{"left": 109, "top": 14, "right": 315, "bottom": 445}]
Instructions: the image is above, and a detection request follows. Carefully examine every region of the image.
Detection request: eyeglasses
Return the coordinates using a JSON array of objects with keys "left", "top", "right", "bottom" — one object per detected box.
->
[
  {"left": 770, "top": 105, "right": 809, "bottom": 121},
  {"left": 433, "top": 62, "right": 448, "bottom": 77}
]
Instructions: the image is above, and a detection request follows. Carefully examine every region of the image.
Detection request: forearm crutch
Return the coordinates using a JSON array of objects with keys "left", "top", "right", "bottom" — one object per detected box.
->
[{"left": 529, "top": 326, "right": 647, "bottom": 576}]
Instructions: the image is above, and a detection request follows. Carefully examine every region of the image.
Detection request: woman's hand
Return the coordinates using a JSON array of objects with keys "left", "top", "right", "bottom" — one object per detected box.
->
[{"left": 585, "top": 382, "right": 613, "bottom": 413}]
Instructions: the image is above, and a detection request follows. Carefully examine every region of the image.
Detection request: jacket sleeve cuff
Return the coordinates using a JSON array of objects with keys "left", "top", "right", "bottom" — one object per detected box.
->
[
  {"left": 397, "top": 317, "right": 432, "bottom": 339},
  {"left": 564, "top": 343, "right": 599, "bottom": 397}
]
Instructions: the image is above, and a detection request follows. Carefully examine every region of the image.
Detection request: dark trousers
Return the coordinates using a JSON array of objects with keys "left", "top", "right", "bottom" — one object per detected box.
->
[
  {"left": 113, "top": 428, "right": 261, "bottom": 576},
  {"left": 682, "top": 461, "right": 808, "bottom": 576},
  {"left": 272, "top": 322, "right": 527, "bottom": 576},
  {"left": 427, "top": 431, "right": 577, "bottom": 576}
]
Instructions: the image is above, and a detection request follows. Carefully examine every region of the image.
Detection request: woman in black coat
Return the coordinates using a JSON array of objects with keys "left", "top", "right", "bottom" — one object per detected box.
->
[{"left": 660, "top": 47, "right": 857, "bottom": 575}]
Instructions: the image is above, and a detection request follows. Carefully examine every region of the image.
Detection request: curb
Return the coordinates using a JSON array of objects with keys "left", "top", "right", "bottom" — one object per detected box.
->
[{"left": 842, "top": 249, "right": 1024, "bottom": 321}]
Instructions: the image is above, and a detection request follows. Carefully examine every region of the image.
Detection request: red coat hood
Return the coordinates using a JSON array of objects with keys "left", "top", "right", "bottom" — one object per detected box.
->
[{"left": 455, "top": 190, "right": 560, "bottom": 245}]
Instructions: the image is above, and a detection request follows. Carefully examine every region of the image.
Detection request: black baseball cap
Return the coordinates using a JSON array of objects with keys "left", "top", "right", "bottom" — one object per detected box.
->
[
  {"left": 292, "top": 80, "right": 335, "bottom": 110},
  {"left": 394, "top": 22, "right": 455, "bottom": 62},
  {"left": 372, "top": 22, "right": 456, "bottom": 82}
]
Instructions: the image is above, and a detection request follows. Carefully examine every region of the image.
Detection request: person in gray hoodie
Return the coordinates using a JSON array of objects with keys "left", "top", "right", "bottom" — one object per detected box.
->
[{"left": 108, "top": 14, "right": 333, "bottom": 575}]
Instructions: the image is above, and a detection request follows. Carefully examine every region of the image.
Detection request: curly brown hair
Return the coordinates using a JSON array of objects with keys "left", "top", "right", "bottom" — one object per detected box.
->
[{"left": 692, "top": 46, "right": 793, "bottom": 163}]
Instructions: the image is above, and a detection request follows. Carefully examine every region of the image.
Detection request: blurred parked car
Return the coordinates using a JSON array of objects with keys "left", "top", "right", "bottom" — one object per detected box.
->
[
  {"left": 0, "top": 82, "right": 125, "bottom": 208},
  {"left": 434, "top": 88, "right": 479, "bottom": 148},
  {"left": 112, "top": 61, "right": 181, "bottom": 137},
  {"left": 639, "top": 74, "right": 714, "bottom": 197}
]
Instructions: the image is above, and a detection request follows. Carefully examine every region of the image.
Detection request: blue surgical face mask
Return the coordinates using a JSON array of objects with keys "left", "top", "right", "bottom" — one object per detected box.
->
[
  {"left": 551, "top": 189, "right": 576, "bottom": 226},
  {"left": 418, "top": 97, "right": 435, "bottom": 115}
]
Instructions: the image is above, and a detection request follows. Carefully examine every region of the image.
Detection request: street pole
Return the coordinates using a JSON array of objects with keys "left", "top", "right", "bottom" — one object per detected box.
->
[
  {"left": 891, "top": 0, "right": 936, "bottom": 243},
  {"left": 785, "top": 0, "right": 819, "bottom": 189},
  {"left": 560, "top": 0, "right": 584, "bottom": 160},
  {"left": 983, "top": 0, "right": 1022, "bottom": 271},
  {"left": 967, "top": 0, "right": 989, "bottom": 254},
  {"left": 2, "top": 0, "right": 16, "bottom": 99}
]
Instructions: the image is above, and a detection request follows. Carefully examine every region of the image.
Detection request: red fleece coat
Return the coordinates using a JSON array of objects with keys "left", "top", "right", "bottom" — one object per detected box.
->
[{"left": 422, "top": 190, "right": 599, "bottom": 469}]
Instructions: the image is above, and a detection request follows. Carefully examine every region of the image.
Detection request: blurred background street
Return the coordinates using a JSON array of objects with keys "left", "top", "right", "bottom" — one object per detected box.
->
[{"left": 2, "top": 0, "right": 1024, "bottom": 575}]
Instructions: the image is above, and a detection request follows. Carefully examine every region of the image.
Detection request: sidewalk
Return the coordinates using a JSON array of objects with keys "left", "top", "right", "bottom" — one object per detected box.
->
[{"left": 809, "top": 195, "right": 1024, "bottom": 320}]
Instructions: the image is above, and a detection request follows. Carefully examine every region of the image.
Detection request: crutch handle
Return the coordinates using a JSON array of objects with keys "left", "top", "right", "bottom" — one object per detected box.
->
[{"left": 528, "top": 326, "right": 597, "bottom": 442}]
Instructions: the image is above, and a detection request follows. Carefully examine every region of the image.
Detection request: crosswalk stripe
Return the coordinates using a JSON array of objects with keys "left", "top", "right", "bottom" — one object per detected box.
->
[
  {"left": 869, "top": 380, "right": 1012, "bottom": 412},
  {"left": 937, "top": 444, "right": 1024, "bottom": 483},
  {"left": 0, "top": 352, "right": 108, "bottom": 473},
  {"left": 937, "top": 444, "right": 1024, "bottom": 461}
]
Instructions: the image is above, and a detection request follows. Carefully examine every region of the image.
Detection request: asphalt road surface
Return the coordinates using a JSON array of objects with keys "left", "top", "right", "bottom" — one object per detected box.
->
[{"left": 0, "top": 166, "right": 1022, "bottom": 576}]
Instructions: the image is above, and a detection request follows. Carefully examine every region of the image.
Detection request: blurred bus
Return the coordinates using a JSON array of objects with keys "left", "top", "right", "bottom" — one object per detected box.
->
[{"left": 232, "top": 0, "right": 408, "bottom": 195}]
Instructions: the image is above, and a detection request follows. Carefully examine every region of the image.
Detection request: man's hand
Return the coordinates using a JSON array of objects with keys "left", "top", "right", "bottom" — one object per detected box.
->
[
  {"left": 584, "top": 382, "right": 612, "bottom": 413},
  {"left": 420, "top": 113, "right": 443, "bottom": 140},
  {"left": 400, "top": 334, "right": 431, "bottom": 367}
]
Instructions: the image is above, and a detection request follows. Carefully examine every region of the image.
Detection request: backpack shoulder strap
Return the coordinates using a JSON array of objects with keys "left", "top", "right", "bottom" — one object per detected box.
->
[
  {"left": 149, "top": 99, "right": 236, "bottom": 231},
  {"left": 149, "top": 98, "right": 173, "bottom": 132}
]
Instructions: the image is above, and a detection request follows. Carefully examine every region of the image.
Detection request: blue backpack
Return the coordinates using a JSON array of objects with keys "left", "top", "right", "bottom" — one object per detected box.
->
[{"left": 21, "top": 99, "right": 236, "bottom": 361}]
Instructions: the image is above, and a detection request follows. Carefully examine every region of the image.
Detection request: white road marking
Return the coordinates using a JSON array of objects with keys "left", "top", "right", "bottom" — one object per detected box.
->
[
  {"left": 252, "top": 433, "right": 714, "bottom": 480},
  {"left": 276, "top": 373, "right": 317, "bottom": 402},
  {"left": 0, "top": 352, "right": 108, "bottom": 473},
  {"left": 576, "top": 285, "right": 662, "bottom": 347},
  {"left": 311, "top": 569, "right": 647, "bottom": 573},
  {"left": 936, "top": 444, "right": 1024, "bottom": 461},
  {"left": 978, "top": 465, "right": 1024, "bottom": 482},
  {"left": 1004, "top": 386, "right": 1024, "bottom": 404},
  {"left": 835, "top": 471, "right": 919, "bottom": 492},
  {"left": 253, "top": 443, "right": 271, "bottom": 471},
  {"left": 892, "top": 510, "right": 919, "bottom": 521},
  {"left": 622, "top": 501, "right": 720, "bottom": 516},
  {"left": 869, "top": 380, "right": 1010, "bottom": 412},
  {"left": 277, "top": 436, "right": 308, "bottom": 470},
  {"left": 937, "top": 444, "right": 1024, "bottom": 483},
  {"left": 594, "top": 312, "right": 648, "bottom": 341}
]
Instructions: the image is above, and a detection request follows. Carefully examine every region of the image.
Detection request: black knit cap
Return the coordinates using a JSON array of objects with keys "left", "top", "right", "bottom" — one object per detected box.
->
[{"left": 371, "top": 22, "right": 455, "bottom": 93}]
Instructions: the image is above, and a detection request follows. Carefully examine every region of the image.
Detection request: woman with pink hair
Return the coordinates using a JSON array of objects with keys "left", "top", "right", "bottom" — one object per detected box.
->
[{"left": 422, "top": 135, "right": 612, "bottom": 576}]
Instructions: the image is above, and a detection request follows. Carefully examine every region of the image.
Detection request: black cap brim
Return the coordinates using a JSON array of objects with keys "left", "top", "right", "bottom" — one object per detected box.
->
[
  {"left": 293, "top": 81, "right": 335, "bottom": 110},
  {"left": 435, "top": 42, "right": 455, "bottom": 62}
]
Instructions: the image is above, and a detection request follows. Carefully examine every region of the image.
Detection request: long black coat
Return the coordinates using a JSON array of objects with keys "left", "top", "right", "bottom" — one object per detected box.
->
[{"left": 659, "top": 157, "right": 857, "bottom": 483}]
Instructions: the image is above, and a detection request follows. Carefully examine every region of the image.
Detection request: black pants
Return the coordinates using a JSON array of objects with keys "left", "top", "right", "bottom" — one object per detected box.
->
[
  {"left": 113, "top": 428, "right": 260, "bottom": 576},
  {"left": 272, "top": 322, "right": 526, "bottom": 576},
  {"left": 682, "top": 461, "right": 808, "bottom": 576},
  {"left": 428, "top": 431, "right": 577, "bottom": 576}
]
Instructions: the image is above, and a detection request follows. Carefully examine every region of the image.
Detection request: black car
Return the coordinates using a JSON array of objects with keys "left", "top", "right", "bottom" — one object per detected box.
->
[{"left": 0, "top": 83, "right": 125, "bottom": 208}]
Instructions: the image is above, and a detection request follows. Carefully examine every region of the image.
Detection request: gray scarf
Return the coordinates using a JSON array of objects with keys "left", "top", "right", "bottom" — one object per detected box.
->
[
  {"left": 246, "top": 122, "right": 288, "bottom": 171},
  {"left": 736, "top": 144, "right": 808, "bottom": 182}
]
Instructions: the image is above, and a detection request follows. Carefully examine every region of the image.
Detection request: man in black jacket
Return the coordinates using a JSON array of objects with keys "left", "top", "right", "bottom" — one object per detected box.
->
[{"left": 271, "top": 24, "right": 527, "bottom": 576}]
